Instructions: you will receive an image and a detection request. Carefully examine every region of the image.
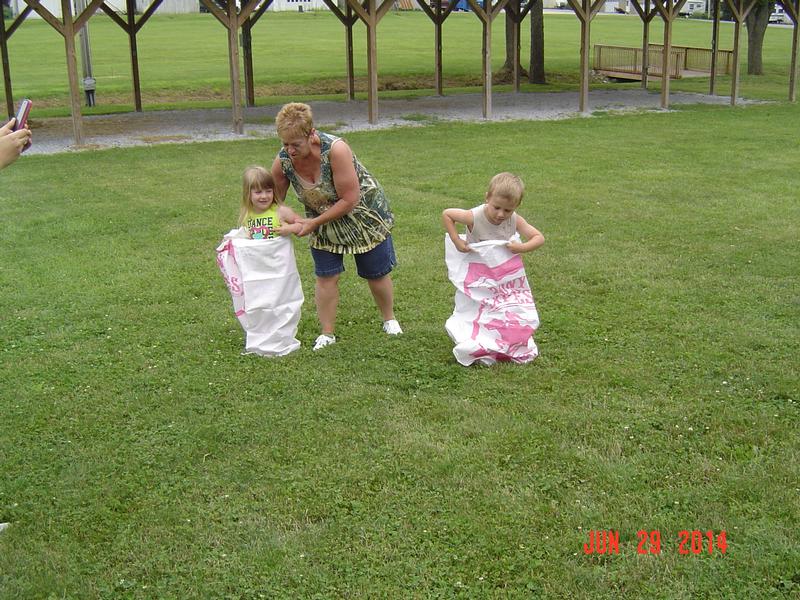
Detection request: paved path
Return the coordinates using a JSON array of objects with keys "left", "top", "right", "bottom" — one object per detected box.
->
[{"left": 26, "top": 89, "right": 738, "bottom": 155}]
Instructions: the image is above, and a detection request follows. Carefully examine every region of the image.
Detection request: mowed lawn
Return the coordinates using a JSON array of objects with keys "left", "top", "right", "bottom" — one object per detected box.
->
[{"left": 1, "top": 99, "right": 798, "bottom": 597}]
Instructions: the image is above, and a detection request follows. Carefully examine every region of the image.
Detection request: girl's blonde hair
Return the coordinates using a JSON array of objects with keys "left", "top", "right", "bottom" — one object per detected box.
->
[
  {"left": 275, "top": 102, "right": 314, "bottom": 140},
  {"left": 239, "top": 165, "right": 275, "bottom": 227}
]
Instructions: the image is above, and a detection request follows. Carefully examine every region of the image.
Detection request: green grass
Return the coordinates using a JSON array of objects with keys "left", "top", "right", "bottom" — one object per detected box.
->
[
  {"left": 2, "top": 11, "right": 798, "bottom": 116},
  {"left": 1, "top": 101, "right": 798, "bottom": 597}
]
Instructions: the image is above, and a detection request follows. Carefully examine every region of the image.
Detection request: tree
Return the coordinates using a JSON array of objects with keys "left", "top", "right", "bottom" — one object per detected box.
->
[
  {"left": 744, "top": 0, "right": 774, "bottom": 75},
  {"left": 529, "top": 0, "right": 546, "bottom": 83}
]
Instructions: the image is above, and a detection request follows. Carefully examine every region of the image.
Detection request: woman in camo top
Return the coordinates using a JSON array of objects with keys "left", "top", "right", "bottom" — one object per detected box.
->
[{"left": 271, "top": 102, "right": 402, "bottom": 351}]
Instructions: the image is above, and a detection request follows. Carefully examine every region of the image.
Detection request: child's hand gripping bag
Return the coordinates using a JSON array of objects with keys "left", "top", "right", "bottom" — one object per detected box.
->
[
  {"left": 444, "top": 235, "right": 539, "bottom": 366},
  {"left": 216, "top": 228, "right": 304, "bottom": 357}
]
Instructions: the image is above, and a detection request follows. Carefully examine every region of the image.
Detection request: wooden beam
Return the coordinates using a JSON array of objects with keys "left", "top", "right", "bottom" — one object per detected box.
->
[
  {"left": 125, "top": 0, "right": 142, "bottom": 111},
  {"left": 659, "top": 0, "right": 673, "bottom": 108},
  {"left": 346, "top": 0, "right": 370, "bottom": 24},
  {"left": 710, "top": 0, "right": 720, "bottom": 94},
  {"left": 589, "top": 0, "right": 606, "bottom": 19},
  {"left": 74, "top": 0, "right": 107, "bottom": 32},
  {"left": 366, "top": 0, "right": 378, "bottom": 122},
  {"left": 99, "top": 2, "right": 129, "bottom": 29},
  {"left": 434, "top": 0, "right": 443, "bottom": 94},
  {"left": 790, "top": 6, "right": 798, "bottom": 101},
  {"left": 579, "top": 0, "right": 590, "bottom": 111},
  {"left": 24, "top": 0, "right": 64, "bottom": 34},
  {"left": 0, "top": 6, "right": 13, "bottom": 117},
  {"left": 725, "top": 0, "right": 757, "bottom": 105},
  {"left": 321, "top": 0, "right": 357, "bottom": 100},
  {"left": 226, "top": 0, "right": 243, "bottom": 133},
  {"left": 8, "top": 6, "right": 34, "bottom": 37},
  {"left": 242, "top": 20, "right": 255, "bottom": 106},
  {"left": 134, "top": 0, "right": 166, "bottom": 33},
  {"left": 466, "top": 0, "right": 509, "bottom": 117},
  {"left": 346, "top": 3, "right": 355, "bottom": 100},
  {"left": 248, "top": 0, "right": 276, "bottom": 26}
]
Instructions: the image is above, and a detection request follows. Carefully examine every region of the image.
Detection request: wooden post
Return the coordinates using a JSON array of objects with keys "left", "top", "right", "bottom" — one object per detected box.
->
[
  {"left": 482, "top": 9, "right": 492, "bottom": 116},
  {"left": 641, "top": 0, "right": 650, "bottom": 88},
  {"left": 579, "top": 0, "right": 590, "bottom": 112},
  {"left": 660, "top": 0, "right": 672, "bottom": 108},
  {"left": 730, "top": 0, "right": 741, "bottom": 105},
  {"left": 226, "top": 0, "right": 243, "bottom": 133},
  {"left": 710, "top": 0, "right": 720, "bottom": 94},
  {"left": 126, "top": 0, "right": 142, "bottom": 112},
  {"left": 366, "top": 0, "right": 379, "bottom": 123},
  {"left": 346, "top": 3, "right": 355, "bottom": 100},
  {"left": 62, "top": 0, "right": 84, "bottom": 145},
  {"left": 790, "top": 3, "right": 798, "bottom": 101},
  {"left": 435, "top": 0, "right": 443, "bottom": 95},
  {"left": 242, "top": 19, "right": 255, "bottom": 106},
  {"left": 0, "top": 6, "right": 13, "bottom": 117}
]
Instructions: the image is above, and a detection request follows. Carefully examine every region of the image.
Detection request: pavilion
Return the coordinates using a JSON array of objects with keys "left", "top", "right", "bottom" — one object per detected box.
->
[{"left": 1, "top": 0, "right": 798, "bottom": 144}]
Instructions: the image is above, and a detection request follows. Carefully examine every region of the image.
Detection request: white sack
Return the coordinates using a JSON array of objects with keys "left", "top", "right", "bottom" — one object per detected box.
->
[
  {"left": 445, "top": 235, "right": 539, "bottom": 366},
  {"left": 216, "top": 228, "right": 304, "bottom": 357}
]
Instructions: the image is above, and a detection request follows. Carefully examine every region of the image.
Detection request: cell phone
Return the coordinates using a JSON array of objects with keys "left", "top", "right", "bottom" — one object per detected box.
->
[{"left": 13, "top": 99, "right": 32, "bottom": 131}]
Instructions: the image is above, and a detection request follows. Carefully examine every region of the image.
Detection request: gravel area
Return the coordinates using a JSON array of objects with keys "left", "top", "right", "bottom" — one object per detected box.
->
[{"left": 26, "top": 88, "right": 739, "bottom": 155}]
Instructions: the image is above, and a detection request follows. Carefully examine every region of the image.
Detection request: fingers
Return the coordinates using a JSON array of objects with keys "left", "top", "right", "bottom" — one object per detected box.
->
[{"left": 11, "top": 128, "right": 31, "bottom": 151}]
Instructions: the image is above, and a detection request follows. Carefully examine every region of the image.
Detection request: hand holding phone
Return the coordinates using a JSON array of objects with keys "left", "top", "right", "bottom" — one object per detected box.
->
[{"left": 13, "top": 99, "right": 32, "bottom": 131}]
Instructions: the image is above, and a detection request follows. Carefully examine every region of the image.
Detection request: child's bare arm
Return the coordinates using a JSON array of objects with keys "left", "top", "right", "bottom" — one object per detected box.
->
[
  {"left": 507, "top": 215, "right": 544, "bottom": 254},
  {"left": 276, "top": 204, "right": 303, "bottom": 236},
  {"left": 442, "top": 208, "right": 474, "bottom": 253}
]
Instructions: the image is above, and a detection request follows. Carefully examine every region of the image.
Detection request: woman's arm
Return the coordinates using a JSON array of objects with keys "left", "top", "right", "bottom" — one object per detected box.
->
[
  {"left": 507, "top": 214, "right": 544, "bottom": 254},
  {"left": 442, "top": 208, "right": 474, "bottom": 253},
  {"left": 270, "top": 156, "right": 291, "bottom": 203}
]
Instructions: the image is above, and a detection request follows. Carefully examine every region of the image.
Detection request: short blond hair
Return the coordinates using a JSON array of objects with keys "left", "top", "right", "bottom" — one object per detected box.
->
[
  {"left": 276, "top": 102, "right": 314, "bottom": 139},
  {"left": 487, "top": 172, "right": 524, "bottom": 206}
]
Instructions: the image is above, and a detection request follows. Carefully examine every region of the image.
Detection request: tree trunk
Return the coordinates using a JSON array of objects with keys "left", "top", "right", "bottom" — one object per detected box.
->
[
  {"left": 529, "top": 0, "right": 546, "bottom": 83},
  {"left": 501, "top": 5, "right": 528, "bottom": 80},
  {"left": 745, "top": 0, "right": 772, "bottom": 75}
]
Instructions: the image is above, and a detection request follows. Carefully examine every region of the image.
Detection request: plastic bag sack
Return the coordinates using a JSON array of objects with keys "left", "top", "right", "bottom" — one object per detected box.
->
[
  {"left": 216, "top": 228, "right": 304, "bottom": 357},
  {"left": 444, "top": 235, "right": 539, "bottom": 366}
]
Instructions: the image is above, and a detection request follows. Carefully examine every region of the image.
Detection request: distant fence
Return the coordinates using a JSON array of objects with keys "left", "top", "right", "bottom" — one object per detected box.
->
[{"left": 593, "top": 44, "right": 734, "bottom": 79}]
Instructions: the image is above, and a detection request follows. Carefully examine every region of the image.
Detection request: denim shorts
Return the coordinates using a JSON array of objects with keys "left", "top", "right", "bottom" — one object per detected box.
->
[{"left": 311, "top": 235, "right": 397, "bottom": 279}]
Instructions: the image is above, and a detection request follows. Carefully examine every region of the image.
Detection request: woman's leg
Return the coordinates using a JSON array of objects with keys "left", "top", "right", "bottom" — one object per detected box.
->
[
  {"left": 316, "top": 274, "right": 340, "bottom": 335},
  {"left": 367, "top": 274, "right": 395, "bottom": 322}
]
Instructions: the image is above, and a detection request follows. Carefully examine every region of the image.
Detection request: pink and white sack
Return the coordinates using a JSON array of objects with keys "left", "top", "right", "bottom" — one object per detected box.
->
[
  {"left": 216, "top": 228, "right": 304, "bottom": 357},
  {"left": 444, "top": 235, "right": 539, "bottom": 366}
]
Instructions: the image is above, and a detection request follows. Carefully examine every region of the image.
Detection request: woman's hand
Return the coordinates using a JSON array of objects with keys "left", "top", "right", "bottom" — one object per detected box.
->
[
  {"left": 276, "top": 222, "right": 302, "bottom": 237},
  {"left": 295, "top": 217, "right": 319, "bottom": 237},
  {"left": 0, "top": 119, "right": 32, "bottom": 169}
]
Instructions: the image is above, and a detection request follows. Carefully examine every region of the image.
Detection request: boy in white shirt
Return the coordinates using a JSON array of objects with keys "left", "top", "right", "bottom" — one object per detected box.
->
[{"left": 442, "top": 172, "right": 544, "bottom": 254}]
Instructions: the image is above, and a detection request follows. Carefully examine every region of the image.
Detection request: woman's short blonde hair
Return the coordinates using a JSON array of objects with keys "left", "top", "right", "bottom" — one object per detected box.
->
[
  {"left": 487, "top": 172, "right": 525, "bottom": 206},
  {"left": 276, "top": 102, "right": 314, "bottom": 139}
]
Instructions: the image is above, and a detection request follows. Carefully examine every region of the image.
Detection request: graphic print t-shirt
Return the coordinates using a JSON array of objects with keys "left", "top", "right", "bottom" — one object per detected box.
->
[{"left": 246, "top": 205, "right": 281, "bottom": 240}]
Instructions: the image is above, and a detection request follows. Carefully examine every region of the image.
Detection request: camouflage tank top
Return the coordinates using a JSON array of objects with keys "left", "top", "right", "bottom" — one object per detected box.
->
[{"left": 278, "top": 132, "right": 394, "bottom": 254}]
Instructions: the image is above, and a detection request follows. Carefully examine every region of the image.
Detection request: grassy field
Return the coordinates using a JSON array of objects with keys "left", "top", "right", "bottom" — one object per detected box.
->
[
  {"left": 1, "top": 98, "right": 798, "bottom": 597},
  {"left": 2, "top": 10, "right": 798, "bottom": 116}
]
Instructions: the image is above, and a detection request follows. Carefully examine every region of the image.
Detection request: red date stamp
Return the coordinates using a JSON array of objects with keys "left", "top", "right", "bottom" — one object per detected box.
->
[{"left": 582, "top": 529, "right": 728, "bottom": 555}]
